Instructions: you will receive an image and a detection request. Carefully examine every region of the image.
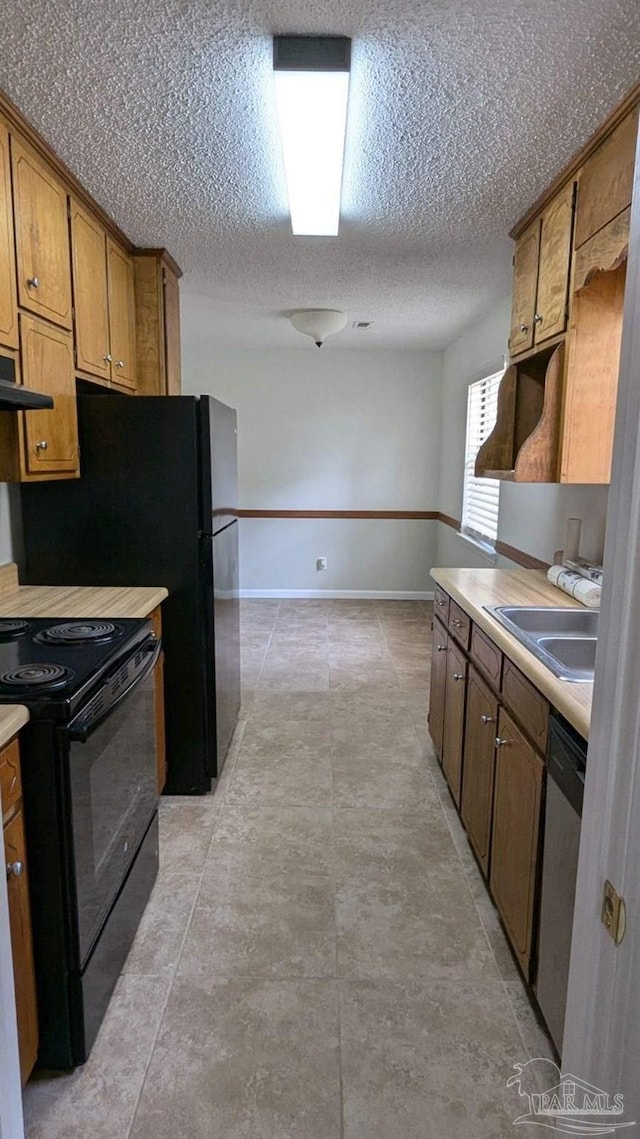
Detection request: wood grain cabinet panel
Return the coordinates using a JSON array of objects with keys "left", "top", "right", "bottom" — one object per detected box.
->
[
  {"left": 534, "top": 182, "right": 575, "bottom": 346},
  {"left": 501, "top": 658, "right": 549, "bottom": 753},
  {"left": 11, "top": 137, "right": 72, "bottom": 330},
  {"left": 470, "top": 625, "right": 503, "bottom": 691},
  {"left": 461, "top": 666, "right": 499, "bottom": 878},
  {"left": 163, "top": 266, "right": 182, "bottom": 394},
  {"left": 4, "top": 808, "right": 38, "bottom": 1083},
  {"left": 20, "top": 314, "right": 79, "bottom": 476},
  {"left": 448, "top": 600, "right": 471, "bottom": 650},
  {"left": 107, "top": 239, "right": 136, "bottom": 391},
  {"left": 0, "top": 739, "right": 22, "bottom": 819},
  {"left": 70, "top": 200, "right": 111, "bottom": 382},
  {"left": 133, "top": 252, "right": 182, "bottom": 396},
  {"left": 509, "top": 220, "right": 540, "bottom": 355},
  {"left": 0, "top": 120, "right": 18, "bottom": 348},
  {"left": 441, "top": 638, "right": 467, "bottom": 806},
  {"left": 428, "top": 617, "right": 448, "bottom": 762},
  {"left": 575, "top": 107, "right": 639, "bottom": 249},
  {"left": 490, "top": 708, "right": 545, "bottom": 979}
]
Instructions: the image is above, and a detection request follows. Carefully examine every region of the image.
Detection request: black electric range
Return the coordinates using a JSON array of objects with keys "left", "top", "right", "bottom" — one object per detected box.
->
[
  {"left": 0, "top": 616, "right": 153, "bottom": 720},
  {"left": 1, "top": 616, "right": 162, "bottom": 1070}
]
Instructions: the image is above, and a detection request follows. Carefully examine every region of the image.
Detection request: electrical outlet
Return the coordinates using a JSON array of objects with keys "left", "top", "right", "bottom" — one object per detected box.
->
[{"left": 316, "top": 557, "right": 327, "bottom": 571}]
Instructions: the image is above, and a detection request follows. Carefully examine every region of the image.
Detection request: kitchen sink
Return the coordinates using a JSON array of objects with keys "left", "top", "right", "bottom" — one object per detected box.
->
[{"left": 485, "top": 606, "right": 599, "bottom": 682}]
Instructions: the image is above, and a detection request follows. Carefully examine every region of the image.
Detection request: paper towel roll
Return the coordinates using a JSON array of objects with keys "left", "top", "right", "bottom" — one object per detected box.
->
[{"left": 547, "top": 565, "right": 601, "bottom": 608}]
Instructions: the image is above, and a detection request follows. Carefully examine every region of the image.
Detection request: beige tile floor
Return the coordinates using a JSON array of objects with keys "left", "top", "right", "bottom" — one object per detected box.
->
[{"left": 23, "top": 599, "right": 554, "bottom": 1139}]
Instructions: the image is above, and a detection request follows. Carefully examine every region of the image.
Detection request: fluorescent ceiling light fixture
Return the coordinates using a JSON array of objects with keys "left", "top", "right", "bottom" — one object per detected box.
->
[{"left": 273, "top": 36, "right": 351, "bottom": 236}]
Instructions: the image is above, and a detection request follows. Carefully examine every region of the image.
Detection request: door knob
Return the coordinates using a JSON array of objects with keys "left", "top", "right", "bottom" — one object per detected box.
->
[
  {"left": 36, "top": 440, "right": 48, "bottom": 451},
  {"left": 6, "top": 861, "right": 24, "bottom": 878},
  {"left": 26, "top": 276, "right": 40, "bottom": 289}
]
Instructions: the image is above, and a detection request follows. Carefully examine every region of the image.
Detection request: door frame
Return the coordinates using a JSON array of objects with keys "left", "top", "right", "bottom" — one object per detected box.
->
[{"left": 563, "top": 127, "right": 640, "bottom": 1122}]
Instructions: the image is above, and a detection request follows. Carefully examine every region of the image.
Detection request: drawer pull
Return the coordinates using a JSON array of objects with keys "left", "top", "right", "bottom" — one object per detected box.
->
[
  {"left": 26, "top": 276, "right": 40, "bottom": 289},
  {"left": 437, "top": 645, "right": 447, "bottom": 653},
  {"left": 495, "top": 737, "right": 511, "bottom": 748},
  {"left": 36, "top": 440, "right": 48, "bottom": 451},
  {"left": 480, "top": 715, "right": 495, "bottom": 725},
  {"left": 435, "top": 597, "right": 445, "bottom": 607},
  {"left": 6, "top": 861, "right": 24, "bottom": 879},
  {"left": 451, "top": 619, "right": 463, "bottom": 628},
  {"left": 453, "top": 672, "right": 464, "bottom": 681}
]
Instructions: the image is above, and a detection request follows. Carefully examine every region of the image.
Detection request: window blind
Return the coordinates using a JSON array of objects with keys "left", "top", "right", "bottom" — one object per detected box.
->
[{"left": 461, "top": 370, "right": 502, "bottom": 548}]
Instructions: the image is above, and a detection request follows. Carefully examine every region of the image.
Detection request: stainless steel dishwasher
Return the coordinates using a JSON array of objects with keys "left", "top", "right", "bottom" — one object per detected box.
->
[{"left": 535, "top": 713, "right": 586, "bottom": 1055}]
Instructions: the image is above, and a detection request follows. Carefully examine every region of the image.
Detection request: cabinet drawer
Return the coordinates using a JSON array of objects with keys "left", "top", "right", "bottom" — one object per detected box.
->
[
  {"left": 433, "top": 586, "right": 450, "bottom": 623},
  {"left": 448, "top": 600, "right": 471, "bottom": 650},
  {"left": 0, "top": 738, "right": 21, "bottom": 820},
  {"left": 470, "top": 625, "right": 503, "bottom": 691},
  {"left": 501, "top": 659, "right": 549, "bottom": 753}
]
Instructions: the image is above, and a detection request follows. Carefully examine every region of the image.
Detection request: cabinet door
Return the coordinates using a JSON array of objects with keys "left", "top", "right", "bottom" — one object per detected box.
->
[
  {"left": 575, "top": 107, "right": 639, "bottom": 249},
  {"left": 509, "top": 220, "right": 540, "bottom": 355},
  {"left": 4, "top": 809, "right": 38, "bottom": 1083},
  {"left": 163, "top": 265, "right": 182, "bottom": 395},
  {"left": 0, "top": 121, "right": 18, "bottom": 349},
  {"left": 460, "top": 667, "right": 498, "bottom": 877},
  {"left": 107, "top": 239, "right": 136, "bottom": 390},
  {"left": 11, "top": 137, "right": 72, "bottom": 330},
  {"left": 20, "top": 314, "right": 79, "bottom": 475},
  {"left": 490, "top": 707, "right": 545, "bottom": 978},
  {"left": 428, "top": 617, "right": 448, "bottom": 761},
  {"left": 441, "top": 638, "right": 467, "bottom": 805},
  {"left": 70, "top": 200, "right": 111, "bottom": 381},
  {"left": 534, "top": 182, "right": 575, "bottom": 345}
]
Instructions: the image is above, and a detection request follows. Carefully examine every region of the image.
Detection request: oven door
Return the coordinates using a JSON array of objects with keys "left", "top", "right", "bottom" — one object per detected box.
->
[{"left": 65, "top": 636, "right": 161, "bottom": 965}]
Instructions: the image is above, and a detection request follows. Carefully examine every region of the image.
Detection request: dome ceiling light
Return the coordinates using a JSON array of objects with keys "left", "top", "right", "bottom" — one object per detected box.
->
[
  {"left": 273, "top": 35, "right": 351, "bottom": 237},
  {"left": 290, "top": 309, "right": 348, "bottom": 348}
]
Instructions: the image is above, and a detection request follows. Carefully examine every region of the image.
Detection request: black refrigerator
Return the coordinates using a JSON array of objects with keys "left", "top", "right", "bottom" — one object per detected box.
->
[{"left": 18, "top": 394, "right": 240, "bottom": 794}]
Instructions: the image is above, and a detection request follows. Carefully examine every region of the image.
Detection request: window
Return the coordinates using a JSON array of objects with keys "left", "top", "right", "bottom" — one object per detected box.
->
[{"left": 461, "top": 367, "right": 503, "bottom": 550}]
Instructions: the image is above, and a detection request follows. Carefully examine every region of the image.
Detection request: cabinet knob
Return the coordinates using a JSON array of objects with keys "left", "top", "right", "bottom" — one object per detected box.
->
[
  {"left": 435, "top": 598, "right": 445, "bottom": 607},
  {"left": 103, "top": 354, "right": 113, "bottom": 363},
  {"left": 437, "top": 645, "right": 447, "bottom": 652},
  {"left": 26, "top": 276, "right": 40, "bottom": 289},
  {"left": 451, "top": 619, "right": 463, "bottom": 628},
  {"left": 36, "top": 440, "right": 48, "bottom": 451},
  {"left": 519, "top": 323, "right": 529, "bottom": 333},
  {"left": 480, "top": 714, "right": 495, "bottom": 725},
  {"left": 533, "top": 313, "right": 543, "bottom": 324},
  {"left": 114, "top": 360, "right": 125, "bottom": 369},
  {"left": 6, "top": 861, "right": 24, "bottom": 879},
  {"left": 453, "top": 672, "right": 464, "bottom": 681},
  {"left": 495, "top": 737, "right": 510, "bottom": 748}
]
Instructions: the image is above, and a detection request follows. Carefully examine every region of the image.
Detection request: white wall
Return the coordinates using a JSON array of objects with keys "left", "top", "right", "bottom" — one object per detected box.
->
[
  {"left": 436, "top": 294, "right": 609, "bottom": 569},
  {"left": 0, "top": 485, "right": 14, "bottom": 566},
  {"left": 181, "top": 303, "right": 442, "bottom": 595}
]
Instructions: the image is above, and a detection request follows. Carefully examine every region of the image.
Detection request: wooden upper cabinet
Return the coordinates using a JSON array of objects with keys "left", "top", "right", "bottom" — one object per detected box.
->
[
  {"left": 509, "top": 220, "right": 540, "bottom": 355},
  {"left": 0, "top": 120, "right": 18, "bottom": 349},
  {"left": 70, "top": 200, "right": 111, "bottom": 381},
  {"left": 107, "top": 239, "right": 136, "bottom": 390},
  {"left": 133, "top": 251, "right": 182, "bottom": 395},
  {"left": 533, "top": 181, "right": 575, "bottom": 345},
  {"left": 20, "top": 313, "right": 79, "bottom": 476},
  {"left": 575, "top": 107, "right": 639, "bottom": 249},
  {"left": 11, "top": 137, "right": 72, "bottom": 330},
  {"left": 490, "top": 707, "right": 545, "bottom": 979}
]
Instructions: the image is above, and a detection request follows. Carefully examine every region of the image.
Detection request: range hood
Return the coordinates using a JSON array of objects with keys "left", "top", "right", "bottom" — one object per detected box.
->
[{"left": 0, "top": 354, "right": 53, "bottom": 411}]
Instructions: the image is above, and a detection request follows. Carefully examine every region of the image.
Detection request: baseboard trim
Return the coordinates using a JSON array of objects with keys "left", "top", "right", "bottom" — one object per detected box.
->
[{"left": 240, "top": 589, "right": 434, "bottom": 600}]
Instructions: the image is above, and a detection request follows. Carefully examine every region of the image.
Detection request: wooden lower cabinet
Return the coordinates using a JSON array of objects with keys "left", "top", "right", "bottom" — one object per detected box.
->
[
  {"left": 460, "top": 666, "right": 499, "bottom": 877},
  {"left": 428, "top": 617, "right": 448, "bottom": 760},
  {"left": 441, "top": 639, "right": 467, "bottom": 806},
  {"left": 490, "top": 707, "right": 545, "bottom": 979},
  {"left": 1, "top": 739, "right": 38, "bottom": 1083}
]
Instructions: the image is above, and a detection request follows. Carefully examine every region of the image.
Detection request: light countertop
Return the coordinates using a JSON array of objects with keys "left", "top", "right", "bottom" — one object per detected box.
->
[
  {"left": 0, "top": 564, "right": 168, "bottom": 620},
  {"left": 0, "top": 705, "right": 29, "bottom": 751},
  {"left": 431, "top": 567, "right": 592, "bottom": 739}
]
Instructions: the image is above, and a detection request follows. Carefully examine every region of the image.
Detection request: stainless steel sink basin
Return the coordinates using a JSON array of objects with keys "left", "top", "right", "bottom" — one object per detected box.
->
[
  {"left": 485, "top": 606, "right": 599, "bottom": 682},
  {"left": 491, "top": 606, "right": 598, "bottom": 637}
]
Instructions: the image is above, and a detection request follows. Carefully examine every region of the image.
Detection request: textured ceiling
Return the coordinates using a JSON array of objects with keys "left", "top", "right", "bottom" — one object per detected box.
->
[{"left": 2, "top": 1, "right": 640, "bottom": 349}]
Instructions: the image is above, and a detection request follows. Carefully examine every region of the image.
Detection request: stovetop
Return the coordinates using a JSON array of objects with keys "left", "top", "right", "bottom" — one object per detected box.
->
[{"left": 0, "top": 617, "right": 152, "bottom": 720}]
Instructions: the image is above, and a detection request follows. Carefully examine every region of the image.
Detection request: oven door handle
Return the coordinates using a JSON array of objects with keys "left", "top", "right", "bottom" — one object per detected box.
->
[{"left": 68, "top": 637, "right": 162, "bottom": 742}]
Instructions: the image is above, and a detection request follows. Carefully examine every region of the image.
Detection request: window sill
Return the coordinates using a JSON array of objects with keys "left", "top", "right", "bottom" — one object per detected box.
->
[{"left": 457, "top": 531, "right": 498, "bottom": 564}]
